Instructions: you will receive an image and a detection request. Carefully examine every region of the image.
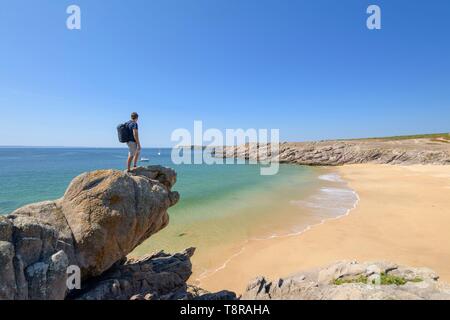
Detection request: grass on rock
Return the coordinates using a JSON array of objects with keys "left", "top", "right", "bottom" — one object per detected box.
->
[
  {"left": 365, "top": 133, "right": 450, "bottom": 141},
  {"left": 333, "top": 272, "right": 423, "bottom": 286}
]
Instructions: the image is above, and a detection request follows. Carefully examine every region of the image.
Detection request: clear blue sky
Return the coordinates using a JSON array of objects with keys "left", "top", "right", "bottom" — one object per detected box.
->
[{"left": 0, "top": 0, "right": 449, "bottom": 147}]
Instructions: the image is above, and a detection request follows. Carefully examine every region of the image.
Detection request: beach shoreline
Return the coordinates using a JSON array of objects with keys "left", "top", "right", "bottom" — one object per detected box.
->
[
  {"left": 132, "top": 164, "right": 358, "bottom": 282},
  {"left": 196, "top": 164, "right": 450, "bottom": 295},
  {"left": 190, "top": 166, "right": 358, "bottom": 285}
]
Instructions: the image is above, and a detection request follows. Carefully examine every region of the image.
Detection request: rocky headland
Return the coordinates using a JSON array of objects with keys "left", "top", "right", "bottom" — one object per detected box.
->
[{"left": 213, "top": 136, "right": 450, "bottom": 165}]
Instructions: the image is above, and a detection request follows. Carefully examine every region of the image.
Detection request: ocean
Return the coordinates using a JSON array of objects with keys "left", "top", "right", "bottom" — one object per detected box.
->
[{"left": 0, "top": 147, "right": 358, "bottom": 281}]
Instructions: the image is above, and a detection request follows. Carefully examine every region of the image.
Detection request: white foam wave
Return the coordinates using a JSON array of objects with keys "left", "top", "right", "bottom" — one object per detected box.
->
[
  {"left": 195, "top": 173, "right": 360, "bottom": 283},
  {"left": 318, "top": 173, "right": 343, "bottom": 182},
  {"left": 320, "top": 187, "right": 354, "bottom": 194}
]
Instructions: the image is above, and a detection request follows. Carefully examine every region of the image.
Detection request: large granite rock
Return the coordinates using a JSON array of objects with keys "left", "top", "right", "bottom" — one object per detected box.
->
[
  {"left": 242, "top": 261, "right": 450, "bottom": 300},
  {"left": 0, "top": 166, "right": 180, "bottom": 300}
]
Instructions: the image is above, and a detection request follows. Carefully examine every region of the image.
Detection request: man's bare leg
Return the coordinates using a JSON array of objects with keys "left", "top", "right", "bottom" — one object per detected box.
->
[
  {"left": 127, "top": 153, "right": 134, "bottom": 172},
  {"left": 133, "top": 150, "right": 141, "bottom": 168}
]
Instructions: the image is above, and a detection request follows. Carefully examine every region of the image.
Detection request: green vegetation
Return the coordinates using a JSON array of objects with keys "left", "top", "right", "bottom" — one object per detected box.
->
[
  {"left": 333, "top": 275, "right": 368, "bottom": 285},
  {"left": 379, "top": 272, "right": 407, "bottom": 285},
  {"left": 367, "top": 133, "right": 450, "bottom": 141},
  {"left": 431, "top": 138, "right": 449, "bottom": 143},
  {"left": 340, "top": 133, "right": 450, "bottom": 142},
  {"left": 333, "top": 273, "right": 423, "bottom": 286}
]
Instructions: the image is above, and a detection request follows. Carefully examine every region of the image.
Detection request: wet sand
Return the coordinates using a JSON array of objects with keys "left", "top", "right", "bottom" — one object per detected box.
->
[{"left": 197, "top": 164, "right": 450, "bottom": 294}]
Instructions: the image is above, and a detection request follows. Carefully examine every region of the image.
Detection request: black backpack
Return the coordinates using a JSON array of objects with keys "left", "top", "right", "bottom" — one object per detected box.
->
[{"left": 117, "top": 122, "right": 131, "bottom": 143}]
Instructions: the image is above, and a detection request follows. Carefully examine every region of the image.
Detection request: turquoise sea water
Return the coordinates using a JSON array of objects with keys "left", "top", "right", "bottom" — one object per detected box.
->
[
  {"left": 0, "top": 147, "right": 317, "bottom": 215},
  {"left": 0, "top": 147, "right": 357, "bottom": 278}
]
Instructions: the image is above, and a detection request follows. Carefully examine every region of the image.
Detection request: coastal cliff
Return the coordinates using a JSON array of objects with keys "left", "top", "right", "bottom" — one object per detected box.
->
[
  {"left": 213, "top": 136, "right": 450, "bottom": 165},
  {"left": 0, "top": 165, "right": 234, "bottom": 300}
]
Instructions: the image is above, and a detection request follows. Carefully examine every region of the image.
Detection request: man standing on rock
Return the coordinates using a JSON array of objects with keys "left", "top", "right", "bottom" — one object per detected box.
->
[{"left": 126, "top": 112, "right": 141, "bottom": 172}]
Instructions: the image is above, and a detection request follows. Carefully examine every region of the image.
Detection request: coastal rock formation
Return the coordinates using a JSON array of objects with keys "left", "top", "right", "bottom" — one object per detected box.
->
[
  {"left": 0, "top": 166, "right": 180, "bottom": 300},
  {"left": 242, "top": 261, "right": 450, "bottom": 300},
  {"left": 69, "top": 247, "right": 235, "bottom": 300},
  {"left": 70, "top": 248, "right": 195, "bottom": 300},
  {"left": 213, "top": 137, "right": 450, "bottom": 165}
]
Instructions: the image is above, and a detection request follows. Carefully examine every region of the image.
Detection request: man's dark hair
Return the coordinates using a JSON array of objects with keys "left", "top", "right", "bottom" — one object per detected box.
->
[{"left": 131, "top": 112, "right": 139, "bottom": 120}]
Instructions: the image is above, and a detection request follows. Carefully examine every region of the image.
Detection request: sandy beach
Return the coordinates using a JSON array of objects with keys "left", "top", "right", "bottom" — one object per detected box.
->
[{"left": 197, "top": 164, "right": 450, "bottom": 294}]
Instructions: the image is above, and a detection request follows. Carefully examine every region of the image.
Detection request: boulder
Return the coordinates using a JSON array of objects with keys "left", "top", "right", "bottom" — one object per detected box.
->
[
  {"left": 70, "top": 248, "right": 195, "bottom": 300},
  {"left": 69, "top": 246, "right": 237, "bottom": 301},
  {"left": 0, "top": 166, "right": 180, "bottom": 300},
  {"left": 0, "top": 241, "right": 16, "bottom": 299},
  {"left": 61, "top": 167, "right": 178, "bottom": 277}
]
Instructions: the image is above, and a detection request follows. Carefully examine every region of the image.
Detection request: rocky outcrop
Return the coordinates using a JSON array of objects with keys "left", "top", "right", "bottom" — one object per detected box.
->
[
  {"left": 69, "top": 246, "right": 235, "bottom": 300},
  {"left": 242, "top": 261, "right": 450, "bottom": 300},
  {"left": 0, "top": 166, "right": 180, "bottom": 300},
  {"left": 213, "top": 138, "right": 450, "bottom": 165},
  {"left": 71, "top": 247, "right": 196, "bottom": 300}
]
